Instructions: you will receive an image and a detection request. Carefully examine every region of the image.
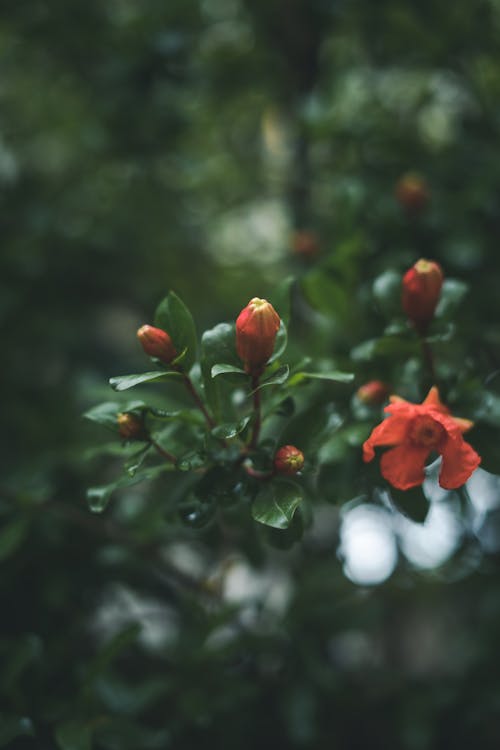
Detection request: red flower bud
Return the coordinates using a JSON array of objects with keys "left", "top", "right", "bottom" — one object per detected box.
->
[
  {"left": 274, "top": 445, "right": 304, "bottom": 475},
  {"left": 137, "top": 324, "right": 177, "bottom": 365},
  {"left": 395, "top": 173, "right": 429, "bottom": 213},
  {"left": 236, "top": 297, "right": 281, "bottom": 376},
  {"left": 117, "top": 412, "right": 149, "bottom": 441},
  {"left": 356, "top": 380, "right": 390, "bottom": 406},
  {"left": 291, "top": 230, "right": 320, "bottom": 260},
  {"left": 402, "top": 259, "right": 443, "bottom": 334}
]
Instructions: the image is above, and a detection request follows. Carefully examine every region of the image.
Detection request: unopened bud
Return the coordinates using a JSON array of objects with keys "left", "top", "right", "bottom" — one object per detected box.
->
[
  {"left": 274, "top": 445, "right": 304, "bottom": 475},
  {"left": 117, "top": 412, "right": 149, "bottom": 441},
  {"left": 356, "top": 380, "right": 390, "bottom": 406},
  {"left": 137, "top": 324, "right": 177, "bottom": 365},
  {"left": 236, "top": 297, "right": 281, "bottom": 376},
  {"left": 291, "top": 230, "right": 320, "bottom": 260},
  {"left": 402, "top": 258, "right": 443, "bottom": 334},
  {"left": 395, "top": 173, "right": 429, "bottom": 213}
]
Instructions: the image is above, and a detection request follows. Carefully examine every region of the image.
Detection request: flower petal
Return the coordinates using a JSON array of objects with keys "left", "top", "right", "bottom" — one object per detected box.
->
[
  {"left": 362, "top": 415, "right": 409, "bottom": 462},
  {"left": 380, "top": 443, "right": 430, "bottom": 490},
  {"left": 422, "top": 386, "right": 449, "bottom": 413},
  {"left": 380, "top": 443, "right": 429, "bottom": 490},
  {"left": 439, "top": 436, "right": 481, "bottom": 489}
]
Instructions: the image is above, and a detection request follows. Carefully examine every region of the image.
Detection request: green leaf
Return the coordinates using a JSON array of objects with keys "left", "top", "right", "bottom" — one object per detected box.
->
[
  {"left": 0, "top": 519, "right": 28, "bottom": 561},
  {"left": 269, "top": 320, "right": 288, "bottom": 363},
  {"left": 201, "top": 323, "right": 240, "bottom": 420},
  {"left": 109, "top": 371, "right": 180, "bottom": 391},
  {"left": 351, "top": 336, "right": 419, "bottom": 362},
  {"left": 268, "top": 276, "right": 294, "bottom": 325},
  {"left": 154, "top": 291, "right": 198, "bottom": 372},
  {"left": 55, "top": 721, "right": 92, "bottom": 750},
  {"left": 372, "top": 269, "right": 402, "bottom": 318},
  {"left": 436, "top": 279, "right": 468, "bottom": 319},
  {"left": 148, "top": 407, "right": 204, "bottom": 425},
  {"left": 288, "top": 370, "right": 354, "bottom": 386},
  {"left": 211, "top": 416, "right": 250, "bottom": 439},
  {"left": 0, "top": 716, "right": 34, "bottom": 747},
  {"left": 83, "top": 401, "right": 120, "bottom": 428},
  {"left": 255, "top": 365, "right": 290, "bottom": 391},
  {"left": 252, "top": 480, "right": 303, "bottom": 529},
  {"left": 87, "top": 464, "right": 170, "bottom": 513},
  {"left": 389, "top": 484, "right": 429, "bottom": 523},
  {"left": 211, "top": 363, "right": 246, "bottom": 378}
]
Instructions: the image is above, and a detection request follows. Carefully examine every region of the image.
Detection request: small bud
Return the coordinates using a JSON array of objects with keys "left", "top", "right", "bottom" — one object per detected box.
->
[
  {"left": 117, "top": 412, "right": 149, "bottom": 441},
  {"left": 395, "top": 173, "right": 429, "bottom": 213},
  {"left": 274, "top": 445, "right": 304, "bottom": 476},
  {"left": 137, "top": 324, "right": 177, "bottom": 365},
  {"left": 356, "top": 380, "right": 390, "bottom": 406},
  {"left": 291, "top": 230, "right": 320, "bottom": 260},
  {"left": 236, "top": 297, "right": 281, "bottom": 376},
  {"left": 402, "top": 258, "right": 444, "bottom": 334}
]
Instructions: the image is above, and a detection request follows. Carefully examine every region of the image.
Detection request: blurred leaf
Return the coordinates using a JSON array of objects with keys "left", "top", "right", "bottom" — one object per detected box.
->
[
  {"left": 351, "top": 336, "right": 419, "bottom": 362},
  {"left": 211, "top": 416, "right": 250, "bottom": 439},
  {"left": 0, "top": 519, "right": 28, "bottom": 561},
  {"left": 154, "top": 291, "right": 198, "bottom": 372},
  {"left": 0, "top": 716, "right": 34, "bottom": 747},
  {"left": 55, "top": 721, "right": 92, "bottom": 750},
  {"left": 83, "top": 402, "right": 120, "bottom": 428},
  {"left": 268, "top": 276, "right": 294, "bottom": 325},
  {"left": 269, "top": 320, "right": 288, "bottom": 363},
  {"left": 389, "top": 484, "right": 429, "bottom": 523},
  {"left": 372, "top": 269, "right": 402, "bottom": 318},
  {"left": 87, "top": 464, "right": 170, "bottom": 512},
  {"left": 109, "top": 371, "right": 181, "bottom": 391},
  {"left": 288, "top": 370, "right": 354, "bottom": 386},
  {"left": 84, "top": 625, "right": 141, "bottom": 689},
  {"left": 252, "top": 480, "right": 303, "bottom": 529},
  {"left": 436, "top": 279, "right": 468, "bottom": 319}
]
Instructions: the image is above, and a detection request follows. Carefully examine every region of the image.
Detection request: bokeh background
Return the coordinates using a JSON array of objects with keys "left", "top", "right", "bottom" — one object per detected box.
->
[{"left": 3, "top": 0, "right": 500, "bottom": 747}]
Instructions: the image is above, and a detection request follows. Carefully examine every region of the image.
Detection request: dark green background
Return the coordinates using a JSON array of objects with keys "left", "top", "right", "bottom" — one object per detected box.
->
[{"left": 2, "top": 0, "right": 500, "bottom": 747}]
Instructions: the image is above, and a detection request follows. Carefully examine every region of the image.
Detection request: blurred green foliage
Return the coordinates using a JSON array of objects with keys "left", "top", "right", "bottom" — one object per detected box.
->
[{"left": 3, "top": 0, "right": 500, "bottom": 747}]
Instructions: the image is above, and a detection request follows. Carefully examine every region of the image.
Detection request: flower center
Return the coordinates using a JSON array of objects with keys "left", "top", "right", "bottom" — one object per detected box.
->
[{"left": 409, "top": 415, "right": 445, "bottom": 449}]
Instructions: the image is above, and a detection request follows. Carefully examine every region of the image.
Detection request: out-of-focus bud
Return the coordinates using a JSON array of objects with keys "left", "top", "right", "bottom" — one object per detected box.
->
[
  {"left": 137, "top": 324, "right": 177, "bottom": 365},
  {"left": 117, "top": 412, "right": 149, "bottom": 441},
  {"left": 291, "top": 230, "right": 320, "bottom": 260},
  {"left": 402, "top": 258, "right": 444, "bottom": 334},
  {"left": 236, "top": 297, "right": 281, "bottom": 376},
  {"left": 274, "top": 445, "right": 304, "bottom": 475},
  {"left": 395, "top": 173, "right": 429, "bottom": 214},
  {"left": 356, "top": 380, "right": 390, "bottom": 406}
]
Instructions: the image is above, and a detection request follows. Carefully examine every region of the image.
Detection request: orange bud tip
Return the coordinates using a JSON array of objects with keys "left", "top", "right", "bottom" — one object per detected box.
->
[
  {"left": 117, "top": 412, "right": 149, "bottom": 441},
  {"left": 356, "top": 380, "right": 390, "bottom": 406},
  {"left": 274, "top": 445, "right": 304, "bottom": 475},
  {"left": 137, "top": 324, "right": 177, "bottom": 365},
  {"left": 402, "top": 258, "right": 443, "bottom": 334},
  {"left": 291, "top": 230, "right": 320, "bottom": 260},
  {"left": 395, "top": 173, "right": 430, "bottom": 213},
  {"left": 236, "top": 297, "right": 281, "bottom": 376}
]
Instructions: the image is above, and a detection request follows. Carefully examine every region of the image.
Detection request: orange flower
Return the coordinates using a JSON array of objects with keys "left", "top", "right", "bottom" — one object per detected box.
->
[
  {"left": 137, "top": 324, "right": 177, "bottom": 365},
  {"left": 402, "top": 259, "right": 443, "bottom": 334},
  {"left": 363, "top": 386, "right": 480, "bottom": 491}
]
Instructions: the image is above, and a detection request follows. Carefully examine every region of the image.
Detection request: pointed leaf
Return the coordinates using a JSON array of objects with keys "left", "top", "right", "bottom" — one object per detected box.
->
[
  {"left": 109, "top": 371, "right": 180, "bottom": 391},
  {"left": 288, "top": 370, "right": 354, "bottom": 386},
  {"left": 211, "top": 416, "right": 250, "bottom": 439},
  {"left": 252, "top": 480, "right": 303, "bottom": 529},
  {"left": 269, "top": 320, "right": 288, "bottom": 363},
  {"left": 154, "top": 291, "right": 197, "bottom": 372},
  {"left": 389, "top": 484, "right": 429, "bottom": 523},
  {"left": 211, "top": 363, "right": 247, "bottom": 378},
  {"left": 254, "top": 365, "right": 290, "bottom": 392}
]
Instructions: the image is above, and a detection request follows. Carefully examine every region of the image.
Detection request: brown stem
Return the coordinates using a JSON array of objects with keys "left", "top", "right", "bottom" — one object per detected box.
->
[
  {"left": 249, "top": 375, "right": 261, "bottom": 449},
  {"left": 420, "top": 338, "right": 437, "bottom": 384},
  {"left": 180, "top": 372, "right": 216, "bottom": 430},
  {"left": 151, "top": 439, "right": 177, "bottom": 464},
  {"left": 244, "top": 464, "right": 274, "bottom": 481}
]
